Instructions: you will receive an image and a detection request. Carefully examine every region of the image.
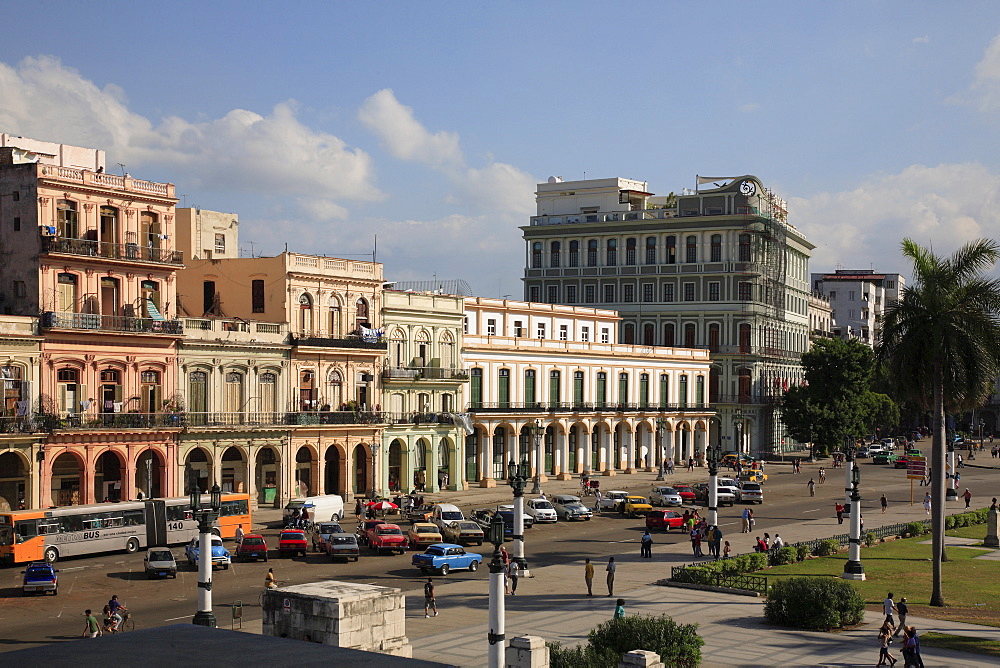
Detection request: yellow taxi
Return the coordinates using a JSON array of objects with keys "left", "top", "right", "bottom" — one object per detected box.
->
[
  {"left": 407, "top": 522, "right": 443, "bottom": 549},
  {"left": 620, "top": 495, "right": 653, "bottom": 517}
]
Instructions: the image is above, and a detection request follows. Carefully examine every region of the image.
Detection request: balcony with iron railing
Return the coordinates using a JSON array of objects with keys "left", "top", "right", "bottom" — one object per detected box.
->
[
  {"left": 468, "top": 401, "right": 715, "bottom": 414},
  {"left": 41, "top": 236, "right": 184, "bottom": 265},
  {"left": 382, "top": 366, "right": 469, "bottom": 381},
  {"left": 290, "top": 334, "right": 388, "bottom": 350},
  {"left": 42, "top": 311, "right": 183, "bottom": 335}
]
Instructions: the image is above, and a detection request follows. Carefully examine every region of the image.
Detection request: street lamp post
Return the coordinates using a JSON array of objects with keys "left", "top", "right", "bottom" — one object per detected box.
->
[
  {"left": 655, "top": 418, "right": 667, "bottom": 480},
  {"left": 507, "top": 458, "right": 530, "bottom": 575},
  {"left": 191, "top": 483, "right": 223, "bottom": 627},
  {"left": 842, "top": 461, "right": 866, "bottom": 580},
  {"left": 145, "top": 456, "right": 153, "bottom": 499},
  {"left": 371, "top": 446, "right": 379, "bottom": 498},
  {"left": 733, "top": 409, "right": 745, "bottom": 455},
  {"left": 530, "top": 419, "right": 544, "bottom": 496},
  {"left": 844, "top": 435, "right": 854, "bottom": 507},
  {"left": 486, "top": 516, "right": 506, "bottom": 668},
  {"left": 706, "top": 442, "right": 720, "bottom": 527}
]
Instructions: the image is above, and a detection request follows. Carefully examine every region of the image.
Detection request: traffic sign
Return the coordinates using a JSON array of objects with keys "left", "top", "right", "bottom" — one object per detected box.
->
[{"left": 907, "top": 456, "right": 926, "bottom": 480}]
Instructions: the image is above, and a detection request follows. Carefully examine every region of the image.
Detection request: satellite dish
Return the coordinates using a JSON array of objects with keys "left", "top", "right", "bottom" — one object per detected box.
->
[{"left": 547, "top": 176, "right": 557, "bottom": 184}]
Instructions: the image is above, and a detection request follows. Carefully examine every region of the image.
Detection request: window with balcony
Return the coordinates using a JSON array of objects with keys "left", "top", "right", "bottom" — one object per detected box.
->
[
  {"left": 470, "top": 368, "right": 483, "bottom": 408},
  {"left": 550, "top": 241, "right": 561, "bottom": 268},
  {"left": 188, "top": 371, "right": 207, "bottom": 414},
  {"left": 708, "top": 323, "right": 720, "bottom": 352},
  {"left": 600, "top": 327, "right": 609, "bottom": 344},
  {"left": 226, "top": 371, "right": 245, "bottom": 413},
  {"left": 569, "top": 240, "right": 579, "bottom": 267},
  {"left": 696, "top": 375, "right": 705, "bottom": 407},
  {"left": 487, "top": 319, "right": 496, "bottom": 336},
  {"left": 665, "top": 236, "right": 676, "bottom": 264},
  {"left": 625, "top": 238, "right": 637, "bottom": 265},
  {"left": 596, "top": 372, "right": 607, "bottom": 407},
  {"left": 498, "top": 369, "right": 510, "bottom": 408},
  {"left": 559, "top": 324, "right": 568, "bottom": 341},
  {"left": 573, "top": 371, "right": 584, "bottom": 406},
  {"left": 259, "top": 371, "right": 278, "bottom": 413},
  {"left": 57, "top": 200, "right": 79, "bottom": 238},
  {"left": 57, "top": 273, "right": 78, "bottom": 313},
  {"left": 685, "top": 236, "right": 697, "bottom": 263},
  {"left": 606, "top": 239, "right": 617, "bottom": 266},
  {"left": 739, "top": 323, "right": 751, "bottom": 353},
  {"left": 549, "top": 370, "right": 561, "bottom": 404},
  {"left": 57, "top": 367, "right": 81, "bottom": 415},
  {"left": 298, "top": 293, "right": 313, "bottom": 334},
  {"left": 100, "top": 206, "right": 118, "bottom": 244},
  {"left": 678, "top": 374, "right": 688, "bottom": 408},
  {"left": 532, "top": 242, "right": 542, "bottom": 268},
  {"left": 639, "top": 373, "right": 649, "bottom": 406},
  {"left": 581, "top": 326, "right": 590, "bottom": 342},
  {"left": 710, "top": 234, "right": 722, "bottom": 262},
  {"left": 524, "top": 369, "right": 536, "bottom": 406},
  {"left": 659, "top": 373, "right": 669, "bottom": 407},
  {"left": 645, "top": 237, "right": 657, "bottom": 264},
  {"left": 618, "top": 372, "right": 629, "bottom": 405},
  {"left": 140, "top": 370, "right": 161, "bottom": 413},
  {"left": 141, "top": 211, "right": 161, "bottom": 251},
  {"left": 738, "top": 282, "right": 752, "bottom": 301}
]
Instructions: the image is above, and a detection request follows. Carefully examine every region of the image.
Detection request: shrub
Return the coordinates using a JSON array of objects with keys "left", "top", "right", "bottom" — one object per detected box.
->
[
  {"left": 764, "top": 577, "right": 866, "bottom": 630},
  {"left": 746, "top": 551, "right": 769, "bottom": 571},
  {"left": 796, "top": 544, "right": 811, "bottom": 561},
  {"left": 587, "top": 614, "right": 703, "bottom": 668},
  {"left": 771, "top": 546, "right": 798, "bottom": 565},
  {"left": 815, "top": 539, "right": 840, "bottom": 556},
  {"left": 945, "top": 515, "right": 956, "bottom": 530},
  {"left": 864, "top": 531, "right": 877, "bottom": 547},
  {"left": 906, "top": 521, "right": 927, "bottom": 536}
]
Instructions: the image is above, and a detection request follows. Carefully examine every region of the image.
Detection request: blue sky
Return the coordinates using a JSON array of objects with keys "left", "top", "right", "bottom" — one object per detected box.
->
[{"left": 3, "top": 1, "right": 1000, "bottom": 295}]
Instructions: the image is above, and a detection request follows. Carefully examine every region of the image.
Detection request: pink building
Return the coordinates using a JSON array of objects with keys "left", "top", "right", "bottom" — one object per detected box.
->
[{"left": 0, "top": 134, "right": 183, "bottom": 505}]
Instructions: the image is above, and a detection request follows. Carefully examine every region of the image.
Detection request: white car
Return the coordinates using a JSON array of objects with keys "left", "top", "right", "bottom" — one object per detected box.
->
[
  {"left": 597, "top": 490, "right": 629, "bottom": 510},
  {"left": 649, "top": 486, "right": 684, "bottom": 507},
  {"left": 550, "top": 495, "right": 593, "bottom": 521},
  {"left": 498, "top": 504, "right": 534, "bottom": 527},
  {"left": 717, "top": 478, "right": 743, "bottom": 502},
  {"left": 525, "top": 498, "right": 558, "bottom": 523},
  {"left": 739, "top": 482, "right": 764, "bottom": 504}
]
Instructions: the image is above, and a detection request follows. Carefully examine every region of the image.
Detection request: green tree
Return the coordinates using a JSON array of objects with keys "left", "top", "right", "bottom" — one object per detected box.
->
[
  {"left": 781, "top": 338, "right": 887, "bottom": 454},
  {"left": 876, "top": 238, "right": 1000, "bottom": 607}
]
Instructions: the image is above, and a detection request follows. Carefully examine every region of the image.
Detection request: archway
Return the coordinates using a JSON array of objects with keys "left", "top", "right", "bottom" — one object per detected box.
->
[
  {"left": 437, "top": 439, "right": 450, "bottom": 489},
  {"left": 352, "top": 443, "right": 370, "bottom": 496},
  {"left": 0, "top": 452, "right": 29, "bottom": 510},
  {"left": 388, "top": 440, "right": 403, "bottom": 493},
  {"left": 135, "top": 449, "right": 165, "bottom": 499},
  {"left": 324, "top": 445, "right": 343, "bottom": 496},
  {"left": 465, "top": 430, "right": 481, "bottom": 484},
  {"left": 414, "top": 438, "right": 430, "bottom": 491},
  {"left": 184, "top": 447, "right": 213, "bottom": 493},
  {"left": 255, "top": 447, "right": 279, "bottom": 505},
  {"left": 94, "top": 450, "right": 125, "bottom": 502},
  {"left": 50, "top": 451, "right": 83, "bottom": 506},
  {"left": 221, "top": 446, "right": 247, "bottom": 494},
  {"left": 295, "top": 446, "right": 315, "bottom": 497},
  {"left": 491, "top": 428, "right": 507, "bottom": 481}
]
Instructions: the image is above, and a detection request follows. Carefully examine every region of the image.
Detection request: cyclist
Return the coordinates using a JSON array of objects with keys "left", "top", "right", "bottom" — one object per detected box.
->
[
  {"left": 108, "top": 595, "right": 127, "bottom": 629},
  {"left": 102, "top": 605, "right": 119, "bottom": 633}
]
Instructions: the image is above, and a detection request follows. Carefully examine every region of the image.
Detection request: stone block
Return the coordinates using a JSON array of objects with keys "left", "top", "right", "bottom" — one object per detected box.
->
[
  {"left": 619, "top": 649, "right": 663, "bottom": 668},
  {"left": 506, "top": 635, "right": 549, "bottom": 668}
]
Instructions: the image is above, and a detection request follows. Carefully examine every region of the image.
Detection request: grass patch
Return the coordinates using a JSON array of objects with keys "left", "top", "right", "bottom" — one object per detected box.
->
[
  {"left": 754, "top": 531, "right": 1000, "bottom": 626},
  {"left": 948, "top": 524, "right": 995, "bottom": 542},
  {"left": 921, "top": 632, "right": 1000, "bottom": 658}
]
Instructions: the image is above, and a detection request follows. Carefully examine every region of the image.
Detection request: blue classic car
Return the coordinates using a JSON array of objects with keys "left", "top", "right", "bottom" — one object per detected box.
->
[
  {"left": 22, "top": 561, "right": 58, "bottom": 596},
  {"left": 411, "top": 543, "right": 483, "bottom": 575},
  {"left": 185, "top": 536, "right": 231, "bottom": 569}
]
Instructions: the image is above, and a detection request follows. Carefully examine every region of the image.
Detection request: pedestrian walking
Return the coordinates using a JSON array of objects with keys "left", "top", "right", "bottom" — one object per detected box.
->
[
  {"left": 741, "top": 507, "right": 750, "bottom": 533},
  {"left": 235, "top": 524, "right": 245, "bottom": 545},
  {"left": 509, "top": 560, "right": 519, "bottom": 595},
  {"left": 902, "top": 626, "right": 924, "bottom": 668},
  {"left": 922, "top": 492, "right": 931, "bottom": 515},
  {"left": 424, "top": 578, "right": 438, "bottom": 617},
  {"left": 881, "top": 493, "right": 888, "bottom": 514},
  {"left": 687, "top": 457, "right": 695, "bottom": 472},
  {"left": 747, "top": 507, "right": 755, "bottom": 532},
  {"left": 894, "top": 597, "right": 908, "bottom": 637},
  {"left": 613, "top": 598, "right": 625, "bottom": 620},
  {"left": 690, "top": 527, "right": 702, "bottom": 558},
  {"left": 835, "top": 502, "right": 845, "bottom": 524},
  {"left": 723, "top": 540, "right": 731, "bottom": 558},
  {"left": 605, "top": 557, "right": 616, "bottom": 596},
  {"left": 355, "top": 498, "right": 363, "bottom": 521},
  {"left": 82, "top": 609, "right": 102, "bottom": 638},
  {"left": 954, "top": 471, "right": 961, "bottom": 488},
  {"left": 594, "top": 489, "right": 602, "bottom": 513},
  {"left": 666, "top": 457, "right": 674, "bottom": 474},
  {"left": 584, "top": 557, "right": 594, "bottom": 596},
  {"left": 807, "top": 478, "right": 816, "bottom": 497},
  {"left": 876, "top": 622, "right": 897, "bottom": 666},
  {"left": 818, "top": 467, "right": 826, "bottom": 483},
  {"left": 963, "top": 488, "right": 973, "bottom": 509},
  {"left": 640, "top": 530, "right": 653, "bottom": 558},
  {"left": 883, "top": 592, "right": 897, "bottom": 626}
]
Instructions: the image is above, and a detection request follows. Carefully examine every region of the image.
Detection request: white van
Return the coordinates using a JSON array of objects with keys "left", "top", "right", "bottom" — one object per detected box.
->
[
  {"left": 431, "top": 503, "right": 465, "bottom": 530},
  {"left": 283, "top": 494, "right": 345, "bottom": 523}
]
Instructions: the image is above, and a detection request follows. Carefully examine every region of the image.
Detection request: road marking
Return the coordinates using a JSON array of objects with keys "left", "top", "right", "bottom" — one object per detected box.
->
[
  {"left": 59, "top": 566, "right": 86, "bottom": 572},
  {"left": 802, "top": 509, "right": 823, "bottom": 513},
  {"left": 163, "top": 615, "right": 190, "bottom": 622}
]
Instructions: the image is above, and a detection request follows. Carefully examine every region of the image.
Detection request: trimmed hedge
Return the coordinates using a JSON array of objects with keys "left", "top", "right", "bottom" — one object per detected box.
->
[
  {"left": 815, "top": 538, "right": 840, "bottom": 556},
  {"left": 906, "top": 521, "right": 928, "bottom": 537},
  {"left": 772, "top": 546, "right": 798, "bottom": 565},
  {"left": 764, "top": 577, "right": 865, "bottom": 630},
  {"left": 549, "top": 614, "right": 703, "bottom": 668},
  {"left": 946, "top": 507, "right": 990, "bottom": 529}
]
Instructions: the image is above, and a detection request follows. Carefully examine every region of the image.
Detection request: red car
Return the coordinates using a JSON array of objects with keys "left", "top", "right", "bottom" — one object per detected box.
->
[
  {"left": 278, "top": 529, "right": 308, "bottom": 558},
  {"left": 672, "top": 485, "right": 696, "bottom": 503},
  {"left": 235, "top": 533, "right": 269, "bottom": 562},
  {"left": 366, "top": 523, "right": 409, "bottom": 555},
  {"left": 645, "top": 510, "right": 685, "bottom": 531}
]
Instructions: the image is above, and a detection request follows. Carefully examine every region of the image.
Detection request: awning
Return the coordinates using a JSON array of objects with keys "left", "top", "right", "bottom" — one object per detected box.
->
[{"left": 146, "top": 300, "right": 165, "bottom": 321}]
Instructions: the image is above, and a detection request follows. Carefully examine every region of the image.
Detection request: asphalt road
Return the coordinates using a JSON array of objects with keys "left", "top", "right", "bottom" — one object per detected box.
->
[{"left": 1, "top": 451, "right": 996, "bottom": 651}]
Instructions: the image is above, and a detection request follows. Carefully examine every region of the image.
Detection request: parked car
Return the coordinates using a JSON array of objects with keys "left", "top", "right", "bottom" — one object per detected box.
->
[
  {"left": 411, "top": 543, "right": 482, "bottom": 575},
  {"left": 143, "top": 548, "right": 178, "bottom": 579},
  {"left": 872, "top": 451, "right": 897, "bottom": 465},
  {"left": 855, "top": 446, "right": 871, "bottom": 458},
  {"left": 721, "top": 452, "right": 754, "bottom": 466},
  {"left": 356, "top": 519, "right": 387, "bottom": 546},
  {"left": 278, "top": 529, "right": 309, "bottom": 558},
  {"left": 326, "top": 533, "right": 360, "bottom": 562},
  {"left": 22, "top": 561, "right": 58, "bottom": 595},
  {"left": 185, "top": 535, "right": 231, "bottom": 569},
  {"left": 550, "top": 495, "right": 593, "bottom": 521},
  {"left": 717, "top": 479, "right": 743, "bottom": 503},
  {"left": 692, "top": 482, "right": 735, "bottom": 506},
  {"left": 367, "top": 523, "right": 409, "bottom": 555},
  {"left": 597, "top": 490, "right": 629, "bottom": 511},
  {"left": 672, "top": 485, "right": 697, "bottom": 503},
  {"left": 407, "top": 504, "right": 436, "bottom": 524},
  {"left": 617, "top": 495, "right": 653, "bottom": 517},
  {"left": 408, "top": 522, "right": 444, "bottom": 549},
  {"left": 498, "top": 504, "right": 535, "bottom": 528},
  {"left": 645, "top": 510, "right": 685, "bottom": 532},
  {"left": 525, "top": 498, "right": 558, "bottom": 523},
  {"left": 442, "top": 520, "right": 485, "bottom": 546},
  {"left": 235, "top": 533, "right": 269, "bottom": 562},
  {"left": 649, "top": 486, "right": 683, "bottom": 507},
  {"left": 431, "top": 504, "right": 465, "bottom": 531},
  {"left": 309, "top": 521, "right": 345, "bottom": 552},
  {"left": 739, "top": 482, "right": 764, "bottom": 504}
]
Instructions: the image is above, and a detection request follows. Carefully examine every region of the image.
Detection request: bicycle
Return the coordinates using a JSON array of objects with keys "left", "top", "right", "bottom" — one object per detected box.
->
[{"left": 117, "top": 611, "right": 135, "bottom": 632}]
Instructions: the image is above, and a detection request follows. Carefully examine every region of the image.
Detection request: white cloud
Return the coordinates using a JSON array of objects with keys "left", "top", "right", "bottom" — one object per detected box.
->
[
  {"left": 955, "top": 33, "right": 1000, "bottom": 113},
  {"left": 358, "top": 89, "right": 463, "bottom": 168},
  {"left": 791, "top": 163, "right": 1000, "bottom": 275},
  {"left": 0, "top": 55, "right": 380, "bottom": 205},
  {"left": 913, "top": 36, "right": 930, "bottom": 44},
  {"left": 739, "top": 102, "right": 761, "bottom": 113}
]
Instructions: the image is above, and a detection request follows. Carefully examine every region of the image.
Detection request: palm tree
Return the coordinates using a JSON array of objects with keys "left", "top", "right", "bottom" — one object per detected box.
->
[{"left": 877, "top": 238, "right": 1000, "bottom": 606}]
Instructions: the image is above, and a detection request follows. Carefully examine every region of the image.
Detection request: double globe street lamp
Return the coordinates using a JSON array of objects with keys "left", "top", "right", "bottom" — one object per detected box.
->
[
  {"left": 190, "top": 483, "right": 223, "bottom": 627},
  {"left": 842, "top": 458, "right": 866, "bottom": 580},
  {"left": 507, "top": 458, "right": 530, "bottom": 575},
  {"left": 706, "top": 442, "right": 721, "bottom": 527},
  {"left": 655, "top": 417, "right": 668, "bottom": 481},
  {"left": 530, "top": 419, "right": 544, "bottom": 496},
  {"left": 486, "top": 515, "right": 507, "bottom": 668}
]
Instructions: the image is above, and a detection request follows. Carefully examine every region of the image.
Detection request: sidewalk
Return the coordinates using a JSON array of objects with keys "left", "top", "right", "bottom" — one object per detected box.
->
[{"left": 245, "top": 463, "right": 1000, "bottom": 666}]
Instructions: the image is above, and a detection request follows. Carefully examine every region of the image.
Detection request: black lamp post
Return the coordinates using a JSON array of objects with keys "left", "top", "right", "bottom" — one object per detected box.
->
[
  {"left": 706, "top": 442, "right": 720, "bottom": 527},
  {"left": 842, "top": 461, "right": 866, "bottom": 580},
  {"left": 486, "top": 515, "right": 506, "bottom": 668},
  {"left": 655, "top": 417, "right": 667, "bottom": 480},
  {"left": 507, "top": 458, "right": 530, "bottom": 573},
  {"left": 733, "top": 409, "right": 745, "bottom": 454},
  {"left": 371, "top": 445, "right": 379, "bottom": 498},
  {"left": 191, "top": 483, "right": 223, "bottom": 627},
  {"left": 530, "top": 419, "right": 544, "bottom": 496},
  {"left": 145, "top": 455, "right": 153, "bottom": 499}
]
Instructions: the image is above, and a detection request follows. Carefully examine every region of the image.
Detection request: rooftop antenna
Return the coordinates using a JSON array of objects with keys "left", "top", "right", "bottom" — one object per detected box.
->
[
  {"left": 116, "top": 163, "right": 126, "bottom": 177},
  {"left": 373, "top": 234, "right": 377, "bottom": 263}
]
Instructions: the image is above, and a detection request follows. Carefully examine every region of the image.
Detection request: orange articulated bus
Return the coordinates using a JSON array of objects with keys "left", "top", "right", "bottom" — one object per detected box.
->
[{"left": 0, "top": 493, "right": 251, "bottom": 565}]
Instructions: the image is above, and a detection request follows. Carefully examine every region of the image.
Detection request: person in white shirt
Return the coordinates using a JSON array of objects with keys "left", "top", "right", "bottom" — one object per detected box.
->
[
  {"left": 235, "top": 524, "right": 245, "bottom": 545},
  {"left": 883, "top": 592, "right": 897, "bottom": 627},
  {"left": 772, "top": 533, "right": 784, "bottom": 551}
]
